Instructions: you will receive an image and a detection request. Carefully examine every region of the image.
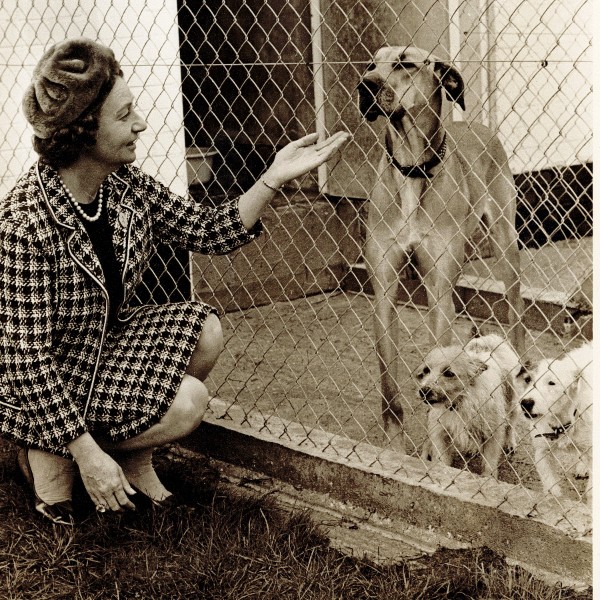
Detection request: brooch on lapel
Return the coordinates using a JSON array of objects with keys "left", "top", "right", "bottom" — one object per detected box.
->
[{"left": 118, "top": 211, "right": 130, "bottom": 228}]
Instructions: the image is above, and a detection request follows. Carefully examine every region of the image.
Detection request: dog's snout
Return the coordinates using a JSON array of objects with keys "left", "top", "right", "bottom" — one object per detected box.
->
[
  {"left": 359, "top": 74, "right": 381, "bottom": 90},
  {"left": 520, "top": 398, "right": 535, "bottom": 418}
]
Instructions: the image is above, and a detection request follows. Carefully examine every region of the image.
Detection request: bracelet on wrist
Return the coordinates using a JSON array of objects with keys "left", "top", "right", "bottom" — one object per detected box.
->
[{"left": 260, "top": 175, "right": 281, "bottom": 192}]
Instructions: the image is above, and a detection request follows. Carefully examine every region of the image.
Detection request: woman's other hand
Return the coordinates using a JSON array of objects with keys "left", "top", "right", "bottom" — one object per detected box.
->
[{"left": 68, "top": 433, "right": 136, "bottom": 512}]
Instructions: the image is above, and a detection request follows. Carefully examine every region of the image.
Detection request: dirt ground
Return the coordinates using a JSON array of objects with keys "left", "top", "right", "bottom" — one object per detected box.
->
[{"left": 207, "top": 291, "right": 588, "bottom": 499}]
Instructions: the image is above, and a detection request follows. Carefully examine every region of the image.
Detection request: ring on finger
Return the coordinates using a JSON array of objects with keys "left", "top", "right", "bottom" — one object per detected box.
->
[{"left": 96, "top": 504, "right": 107, "bottom": 513}]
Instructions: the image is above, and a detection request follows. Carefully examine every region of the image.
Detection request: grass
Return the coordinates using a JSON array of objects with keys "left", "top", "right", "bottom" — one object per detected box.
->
[{"left": 0, "top": 442, "right": 592, "bottom": 600}]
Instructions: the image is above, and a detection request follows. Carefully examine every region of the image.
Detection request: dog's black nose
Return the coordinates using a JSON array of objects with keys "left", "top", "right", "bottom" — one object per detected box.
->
[
  {"left": 419, "top": 387, "right": 433, "bottom": 403},
  {"left": 520, "top": 398, "right": 535, "bottom": 418},
  {"left": 357, "top": 79, "right": 383, "bottom": 121},
  {"left": 358, "top": 77, "right": 380, "bottom": 94}
]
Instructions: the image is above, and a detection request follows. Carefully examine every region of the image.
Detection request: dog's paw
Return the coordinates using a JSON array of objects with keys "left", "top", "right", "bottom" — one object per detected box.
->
[{"left": 573, "top": 461, "right": 590, "bottom": 479}]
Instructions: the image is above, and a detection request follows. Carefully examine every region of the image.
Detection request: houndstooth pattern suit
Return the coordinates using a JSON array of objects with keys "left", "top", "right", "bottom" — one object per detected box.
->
[{"left": 0, "top": 161, "right": 262, "bottom": 456}]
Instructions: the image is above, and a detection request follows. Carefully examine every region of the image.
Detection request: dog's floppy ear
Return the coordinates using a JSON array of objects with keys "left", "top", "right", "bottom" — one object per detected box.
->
[
  {"left": 434, "top": 61, "right": 465, "bottom": 110},
  {"left": 567, "top": 368, "right": 590, "bottom": 398},
  {"left": 468, "top": 358, "right": 488, "bottom": 382},
  {"left": 516, "top": 360, "right": 533, "bottom": 379}
]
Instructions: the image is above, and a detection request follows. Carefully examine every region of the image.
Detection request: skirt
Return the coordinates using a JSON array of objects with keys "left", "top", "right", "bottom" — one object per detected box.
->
[{"left": 85, "top": 300, "right": 217, "bottom": 442}]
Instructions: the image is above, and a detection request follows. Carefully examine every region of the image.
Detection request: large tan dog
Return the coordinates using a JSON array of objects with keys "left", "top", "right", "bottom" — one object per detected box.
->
[{"left": 358, "top": 46, "right": 525, "bottom": 452}]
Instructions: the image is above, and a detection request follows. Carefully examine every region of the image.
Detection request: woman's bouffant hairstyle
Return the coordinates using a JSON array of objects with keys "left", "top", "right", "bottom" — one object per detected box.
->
[{"left": 33, "top": 69, "right": 122, "bottom": 168}]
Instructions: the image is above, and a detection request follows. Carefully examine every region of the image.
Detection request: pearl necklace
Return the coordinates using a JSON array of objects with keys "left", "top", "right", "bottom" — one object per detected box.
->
[{"left": 59, "top": 176, "right": 104, "bottom": 222}]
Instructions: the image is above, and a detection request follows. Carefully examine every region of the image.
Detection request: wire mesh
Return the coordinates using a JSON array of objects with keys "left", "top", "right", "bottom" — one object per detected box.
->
[{"left": 0, "top": 0, "right": 592, "bottom": 523}]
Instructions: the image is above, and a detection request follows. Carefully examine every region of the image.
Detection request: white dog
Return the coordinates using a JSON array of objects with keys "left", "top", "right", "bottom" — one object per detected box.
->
[
  {"left": 416, "top": 334, "right": 521, "bottom": 477},
  {"left": 518, "top": 341, "right": 593, "bottom": 504}
]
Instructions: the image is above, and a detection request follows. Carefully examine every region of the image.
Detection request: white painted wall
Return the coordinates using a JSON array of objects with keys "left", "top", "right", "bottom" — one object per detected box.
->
[
  {"left": 492, "top": 0, "right": 592, "bottom": 173},
  {"left": 0, "top": 0, "right": 188, "bottom": 196}
]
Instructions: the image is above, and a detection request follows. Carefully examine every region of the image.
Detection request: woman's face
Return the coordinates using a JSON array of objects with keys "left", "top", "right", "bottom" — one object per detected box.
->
[{"left": 86, "top": 76, "right": 147, "bottom": 169}]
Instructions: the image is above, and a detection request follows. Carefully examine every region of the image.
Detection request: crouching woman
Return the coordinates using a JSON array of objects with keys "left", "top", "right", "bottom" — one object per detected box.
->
[{"left": 0, "top": 38, "right": 349, "bottom": 524}]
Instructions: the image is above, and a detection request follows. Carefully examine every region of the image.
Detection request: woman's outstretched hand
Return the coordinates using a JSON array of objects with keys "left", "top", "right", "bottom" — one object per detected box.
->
[
  {"left": 238, "top": 131, "right": 351, "bottom": 230},
  {"left": 264, "top": 131, "right": 351, "bottom": 188}
]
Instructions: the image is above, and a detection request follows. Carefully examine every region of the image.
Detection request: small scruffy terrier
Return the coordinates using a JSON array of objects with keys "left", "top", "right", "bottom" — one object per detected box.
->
[{"left": 415, "top": 334, "right": 521, "bottom": 478}]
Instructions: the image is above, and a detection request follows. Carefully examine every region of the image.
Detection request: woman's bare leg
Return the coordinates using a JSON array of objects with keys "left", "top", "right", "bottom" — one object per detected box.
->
[
  {"left": 102, "top": 314, "right": 224, "bottom": 500},
  {"left": 25, "top": 449, "right": 75, "bottom": 504}
]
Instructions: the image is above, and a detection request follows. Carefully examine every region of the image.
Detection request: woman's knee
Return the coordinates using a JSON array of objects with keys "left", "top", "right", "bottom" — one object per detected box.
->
[
  {"left": 167, "top": 375, "right": 209, "bottom": 436},
  {"left": 187, "top": 313, "right": 224, "bottom": 379},
  {"left": 201, "top": 313, "right": 224, "bottom": 358}
]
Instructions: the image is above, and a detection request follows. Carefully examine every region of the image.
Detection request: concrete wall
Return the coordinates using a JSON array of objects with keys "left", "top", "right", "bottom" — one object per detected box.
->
[
  {"left": 185, "top": 399, "right": 593, "bottom": 587},
  {"left": 192, "top": 191, "right": 349, "bottom": 312}
]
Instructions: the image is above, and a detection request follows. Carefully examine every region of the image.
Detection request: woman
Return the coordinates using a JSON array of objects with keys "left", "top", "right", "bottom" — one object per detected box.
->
[{"left": 0, "top": 38, "right": 349, "bottom": 524}]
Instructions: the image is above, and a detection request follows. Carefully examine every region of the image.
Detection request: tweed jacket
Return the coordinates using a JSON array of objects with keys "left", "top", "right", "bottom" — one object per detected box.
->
[{"left": 0, "top": 161, "right": 261, "bottom": 451}]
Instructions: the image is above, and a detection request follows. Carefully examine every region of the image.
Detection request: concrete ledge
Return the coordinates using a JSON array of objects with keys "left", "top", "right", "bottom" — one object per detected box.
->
[
  {"left": 342, "top": 262, "right": 592, "bottom": 339},
  {"left": 185, "top": 398, "right": 592, "bottom": 587},
  {"left": 209, "top": 457, "right": 470, "bottom": 561}
]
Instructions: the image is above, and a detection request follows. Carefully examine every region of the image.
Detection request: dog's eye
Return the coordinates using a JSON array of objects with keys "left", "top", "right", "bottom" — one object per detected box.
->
[
  {"left": 394, "top": 61, "right": 417, "bottom": 70},
  {"left": 442, "top": 369, "right": 455, "bottom": 378},
  {"left": 416, "top": 366, "right": 429, "bottom": 380},
  {"left": 366, "top": 62, "right": 376, "bottom": 71},
  {"left": 524, "top": 375, "right": 531, "bottom": 384},
  {"left": 548, "top": 380, "right": 556, "bottom": 386}
]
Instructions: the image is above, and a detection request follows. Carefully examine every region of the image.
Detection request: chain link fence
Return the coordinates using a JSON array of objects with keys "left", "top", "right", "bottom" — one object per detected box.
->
[{"left": 0, "top": 0, "right": 592, "bottom": 527}]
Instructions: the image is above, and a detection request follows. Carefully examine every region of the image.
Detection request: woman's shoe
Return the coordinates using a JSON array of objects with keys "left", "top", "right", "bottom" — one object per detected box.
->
[
  {"left": 115, "top": 448, "right": 176, "bottom": 511},
  {"left": 131, "top": 485, "right": 178, "bottom": 511},
  {"left": 16, "top": 448, "right": 74, "bottom": 526}
]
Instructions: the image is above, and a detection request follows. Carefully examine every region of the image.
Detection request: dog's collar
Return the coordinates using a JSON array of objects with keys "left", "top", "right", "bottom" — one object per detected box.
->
[
  {"left": 386, "top": 132, "right": 447, "bottom": 179},
  {"left": 533, "top": 406, "right": 579, "bottom": 440},
  {"left": 534, "top": 420, "right": 573, "bottom": 440}
]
